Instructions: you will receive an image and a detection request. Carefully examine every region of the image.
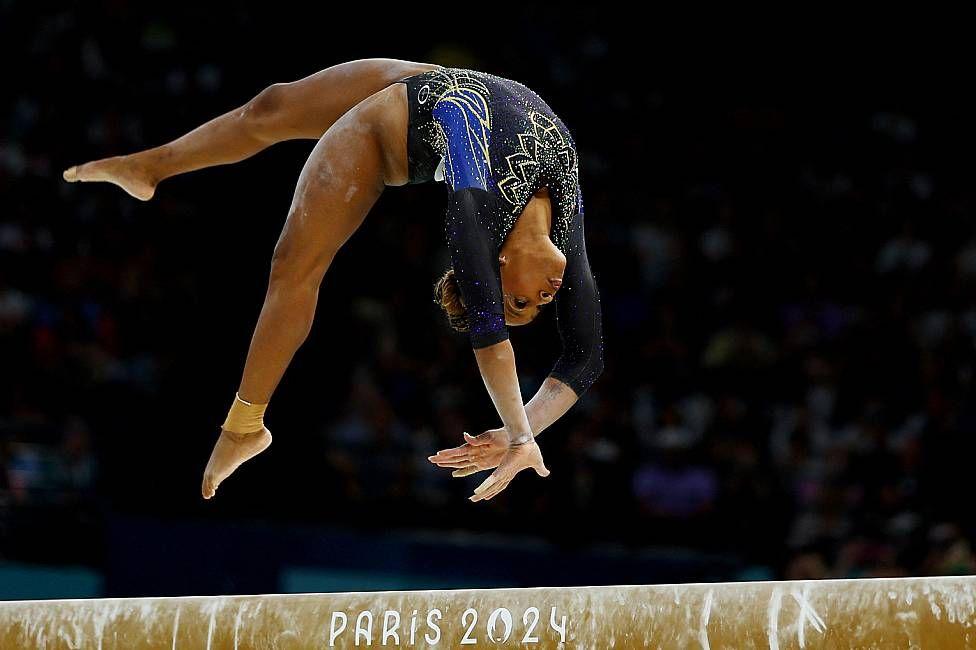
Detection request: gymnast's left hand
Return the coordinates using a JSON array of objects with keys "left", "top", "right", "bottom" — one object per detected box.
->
[
  {"left": 428, "top": 428, "right": 509, "bottom": 477},
  {"left": 468, "top": 438, "right": 550, "bottom": 502}
]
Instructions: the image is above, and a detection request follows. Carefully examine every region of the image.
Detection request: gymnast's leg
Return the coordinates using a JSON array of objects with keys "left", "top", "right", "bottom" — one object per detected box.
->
[
  {"left": 201, "top": 83, "right": 409, "bottom": 498},
  {"left": 63, "top": 58, "right": 437, "bottom": 200}
]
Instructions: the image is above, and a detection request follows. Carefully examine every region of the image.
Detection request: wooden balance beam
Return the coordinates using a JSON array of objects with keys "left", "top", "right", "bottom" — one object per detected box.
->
[{"left": 1, "top": 576, "right": 974, "bottom": 648}]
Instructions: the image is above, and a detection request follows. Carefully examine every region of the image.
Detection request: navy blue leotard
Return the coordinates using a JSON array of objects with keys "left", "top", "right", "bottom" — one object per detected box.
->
[{"left": 397, "top": 68, "right": 603, "bottom": 396}]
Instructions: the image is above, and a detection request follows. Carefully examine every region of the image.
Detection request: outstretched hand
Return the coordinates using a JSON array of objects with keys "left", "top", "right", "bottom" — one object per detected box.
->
[
  {"left": 428, "top": 430, "right": 550, "bottom": 502},
  {"left": 428, "top": 428, "right": 510, "bottom": 477},
  {"left": 469, "top": 440, "right": 549, "bottom": 501}
]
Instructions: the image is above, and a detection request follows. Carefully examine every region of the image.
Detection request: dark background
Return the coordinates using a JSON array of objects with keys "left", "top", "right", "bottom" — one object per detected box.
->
[{"left": 2, "top": 4, "right": 975, "bottom": 597}]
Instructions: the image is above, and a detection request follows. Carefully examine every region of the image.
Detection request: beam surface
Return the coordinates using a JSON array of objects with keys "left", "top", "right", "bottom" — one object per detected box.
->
[{"left": 2, "top": 576, "right": 975, "bottom": 648}]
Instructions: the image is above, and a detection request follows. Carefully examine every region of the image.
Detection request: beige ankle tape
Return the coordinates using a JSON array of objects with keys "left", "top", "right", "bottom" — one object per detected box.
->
[{"left": 222, "top": 392, "right": 267, "bottom": 433}]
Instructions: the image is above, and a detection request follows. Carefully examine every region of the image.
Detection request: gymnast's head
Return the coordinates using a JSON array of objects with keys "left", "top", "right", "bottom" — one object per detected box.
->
[{"left": 434, "top": 246, "right": 566, "bottom": 331}]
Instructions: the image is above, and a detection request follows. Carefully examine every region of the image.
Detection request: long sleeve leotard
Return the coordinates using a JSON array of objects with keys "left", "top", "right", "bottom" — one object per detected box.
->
[{"left": 398, "top": 68, "right": 604, "bottom": 396}]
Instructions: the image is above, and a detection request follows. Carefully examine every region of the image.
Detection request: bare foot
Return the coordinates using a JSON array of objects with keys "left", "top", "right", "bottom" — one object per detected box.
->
[
  {"left": 62, "top": 154, "right": 158, "bottom": 201},
  {"left": 201, "top": 427, "right": 272, "bottom": 499}
]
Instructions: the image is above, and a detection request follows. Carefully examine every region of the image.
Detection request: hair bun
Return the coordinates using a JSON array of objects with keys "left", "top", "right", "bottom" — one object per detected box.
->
[{"left": 433, "top": 269, "right": 470, "bottom": 332}]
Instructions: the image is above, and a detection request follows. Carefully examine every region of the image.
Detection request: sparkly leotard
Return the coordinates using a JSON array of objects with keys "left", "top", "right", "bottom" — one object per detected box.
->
[{"left": 397, "top": 68, "right": 603, "bottom": 396}]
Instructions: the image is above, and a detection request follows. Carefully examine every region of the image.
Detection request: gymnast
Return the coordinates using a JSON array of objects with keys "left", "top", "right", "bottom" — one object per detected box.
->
[{"left": 63, "top": 58, "right": 604, "bottom": 502}]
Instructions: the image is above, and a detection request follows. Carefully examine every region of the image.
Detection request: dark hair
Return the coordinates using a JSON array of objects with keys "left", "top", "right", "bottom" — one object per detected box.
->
[{"left": 433, "top": 269, "right": 469, "bottom": 332}]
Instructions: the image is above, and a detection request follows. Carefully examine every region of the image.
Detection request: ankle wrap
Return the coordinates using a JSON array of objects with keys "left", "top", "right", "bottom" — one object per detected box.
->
[{"left": 222, "top": 392, "right": 267, "bottom": 433}]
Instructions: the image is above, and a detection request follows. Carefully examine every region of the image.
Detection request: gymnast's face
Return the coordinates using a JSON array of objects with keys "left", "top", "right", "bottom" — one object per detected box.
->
[{"left": 498, "top": 249, "right": 566, "bottom": 326}]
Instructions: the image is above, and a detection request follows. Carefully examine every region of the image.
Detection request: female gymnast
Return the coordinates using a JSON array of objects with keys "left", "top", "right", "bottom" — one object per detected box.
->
[{"left": 63, "top": 58, "right": 604, "bottom": 502}]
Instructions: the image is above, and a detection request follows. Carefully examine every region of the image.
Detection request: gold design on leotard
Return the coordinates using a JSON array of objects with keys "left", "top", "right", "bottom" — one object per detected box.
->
[
  {"left": 496, "top": 111, "right": 579, "bottom": 226},
  {"left": 425, "top": 70, "right": 493, "bottom": 189},
  {"left": 417, "top": 70, "right": 582, "bottom": 247}
]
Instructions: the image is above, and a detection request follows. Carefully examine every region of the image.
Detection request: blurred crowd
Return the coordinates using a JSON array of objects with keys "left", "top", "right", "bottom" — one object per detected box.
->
[{"left": 3, "top": 5, "right": 975, "bottom": 581}]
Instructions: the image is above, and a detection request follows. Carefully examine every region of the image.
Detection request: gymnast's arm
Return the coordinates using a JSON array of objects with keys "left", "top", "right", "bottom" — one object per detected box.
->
[
  {"left": 446, "top": 189, "right": 533, "bottom": 442},
  {"left": 473, "top": 341, "right": 533, "bottom": 442},
  {"left": 523, "top": 377, "right": 580, "bottom": 436},
  {"left": 526, "top": 209, "right": 604, "bottom": 435}
]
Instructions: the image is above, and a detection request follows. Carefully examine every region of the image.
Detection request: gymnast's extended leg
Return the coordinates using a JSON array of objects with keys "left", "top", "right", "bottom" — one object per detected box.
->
[
  {"left": 63, "top": 58, "right": 437, "bottom": 200},
  {"left": 201, "top": 83, "right": 409, "bottom": 498}
]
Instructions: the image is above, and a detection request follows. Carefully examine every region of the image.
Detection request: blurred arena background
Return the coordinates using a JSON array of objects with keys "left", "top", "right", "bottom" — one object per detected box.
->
[{"left": 2, "top": 5, "right": 975, "bottom": 599}]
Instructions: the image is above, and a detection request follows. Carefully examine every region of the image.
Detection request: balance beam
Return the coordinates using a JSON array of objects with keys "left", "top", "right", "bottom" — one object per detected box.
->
[{"left": 1, "top": 576, "right": 974, "bottom": 648}]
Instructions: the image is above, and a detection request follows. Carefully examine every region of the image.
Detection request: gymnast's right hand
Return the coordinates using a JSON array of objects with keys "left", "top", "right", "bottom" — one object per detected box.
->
[{"left": 427, "top": 428, "right": 510, "bottom": 477}]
